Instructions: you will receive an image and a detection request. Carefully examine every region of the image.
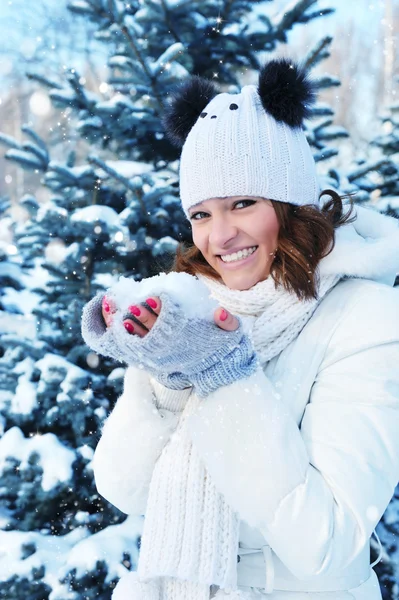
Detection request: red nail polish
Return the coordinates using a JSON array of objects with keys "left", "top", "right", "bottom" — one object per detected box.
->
[
  {"left": 103, "top": 299, "right": 110, "bottom": 313},
  {"left": 146, "top": 298, "right": 157, "bottom": 309},
  {"left": 128, "top": 305, "right": 141, "bottom": 317},
  {"left": 124, "top": 322, "right": 134, "bottom": 334},
  {"left": 220, "top": 309, "right": 228, "bottom": 322}
]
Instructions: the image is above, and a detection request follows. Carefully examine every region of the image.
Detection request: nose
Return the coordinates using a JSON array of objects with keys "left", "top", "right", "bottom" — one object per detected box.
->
[{"left": 208, "top": 212, "right": 238, "bottom": 250}]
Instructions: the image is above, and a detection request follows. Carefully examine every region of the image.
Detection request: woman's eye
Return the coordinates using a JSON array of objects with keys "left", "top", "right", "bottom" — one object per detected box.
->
[
  {"left": 234, "top": 199, "right": 256, "bottom": 209},
  {"left": 190, "top": 211, "right": 209, "bottom": 221}
]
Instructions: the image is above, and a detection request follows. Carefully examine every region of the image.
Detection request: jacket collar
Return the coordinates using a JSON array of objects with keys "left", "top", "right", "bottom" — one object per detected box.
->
[{"left": 319, "top": 205, "right": 399, "bottom": 287}]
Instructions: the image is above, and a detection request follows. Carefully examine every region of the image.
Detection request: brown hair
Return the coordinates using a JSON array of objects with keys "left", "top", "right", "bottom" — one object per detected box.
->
[{"left": 171, "top": 190, "right": 356, "bottom": 301}]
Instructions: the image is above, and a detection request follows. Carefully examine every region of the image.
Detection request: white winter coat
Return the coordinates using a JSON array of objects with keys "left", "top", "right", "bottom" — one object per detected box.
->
[{"left": 92, "top": 274, "right": 399, "bottom": 600}]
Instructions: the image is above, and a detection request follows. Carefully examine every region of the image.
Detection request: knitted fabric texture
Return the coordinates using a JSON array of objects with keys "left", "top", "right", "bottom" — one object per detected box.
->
[
  {"left": 136, "top": 392, "right": 241, "bottom": 597},
  {"left": 81, "top": 291, "right": 258, "bottom": 397},
  {"left": 197, "top": 272, "right": 341, "bottom": 366},
  {"left": 81, "top": 293, "right": 190, "bottom": 391},
  {"left": 179, "top": 84, "right": 320, "bottom": 217}
]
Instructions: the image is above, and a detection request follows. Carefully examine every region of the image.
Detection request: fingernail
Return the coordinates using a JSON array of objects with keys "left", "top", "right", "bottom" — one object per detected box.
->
[
  {"left": 124, "top": 322, "right": 134, "bottom": 334},
  {"left": 220, "top": 309, "right": 228, "bottom": 322},
  {"left": 146, "top": 298, "right": 157, "bottom": 309},
  {"left": 128, "top": 305, "right": 141, "bottom": 317},
  {"left": 103, "top": 299, "right": 110, "bottom": 313}
]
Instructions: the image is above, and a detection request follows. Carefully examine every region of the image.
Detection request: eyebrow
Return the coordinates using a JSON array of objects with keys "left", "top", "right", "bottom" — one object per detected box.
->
[
  {"left": 188, "top": 197, "right": 243, "bottom": 215},
  {"left": 188, "top": 204, "right": 206, "bottom": 215}
]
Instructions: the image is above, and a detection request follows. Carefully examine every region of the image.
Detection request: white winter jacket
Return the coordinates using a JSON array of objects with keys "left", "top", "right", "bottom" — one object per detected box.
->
[{"left": 92, "top": 275, "right": 399, "bottom": 600}]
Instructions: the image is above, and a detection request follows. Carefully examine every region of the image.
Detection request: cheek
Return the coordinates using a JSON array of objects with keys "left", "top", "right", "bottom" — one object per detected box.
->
[
  {"left": 257, "top": 215, "right": 280, "bottom": 245},
  {"left": 192, "top": 229, "right": 207, "bottom": 255}
]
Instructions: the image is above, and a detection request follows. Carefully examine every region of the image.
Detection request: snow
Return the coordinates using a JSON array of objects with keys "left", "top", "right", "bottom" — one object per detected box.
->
[
  {"left": 104, "top": 160, "right": 153, "bottom": 178},
  {"left": 152, "top": 236, "right": 179, "bottom": 256},
  {"left": 94, "top": 272, "right": 119, "bottom": 289},
  {"left": 0, "top": 427, "right": 75, "bottom": 492},
  {"left": 108, "top": 272, "right": 219, "bottom": 320},
  {"left": 0, "top": 261, "right": 22, "bottom": 281},
  {"left": 150, "top": 42, "right": 186, "bottom": 76},
  {"left": 71, "top": 205, "right": 119, "bottom": 226},
  {"left": 0, "top": 516, "right": 143, "bottom": 594},
  {"left": 59, "top": 516, "right": 142, "bottom": 582},
  {"left": 36, "top": 354, "right": 89, "bottom": 397},
  {"left": 0, "top": 310, "right": 37, "bottom": 338},
  {"left": 77, "top": 444, "right": 94, "bottom": 461},
  {"left": 67, "top": 0, "right": 90, "bottom": 12},
  {"left": 11, "top": 358, "right": 37, "bottom": 414},
  {"left": 63, "top": 164, "right": 95, "bottom": 178},
  {"left": 160, "top": 61, "right": 189, "bottom": 79},
  {"left": 108, "top": 56, "right": 133, "bottom": 69},
  {"left": 3, "top": 258, "right": 49, "bottom": 317},
  {"left": 95, "top": 93, "right": 139, "bottom": 112},
  {"left": 375, "top": 196, "right": 399, "bottom": 211},
  {"left": 49, "top": 88, "right": 99, "bottom": 105},
  {"left": 45, "top": 238, "right": 68, "bottom": 264},
  {"left": 107, "top": 367, "right": 126, "bottom": 381},
  {"left": 37, "top": 202, "right": 68, "bottom": 223},
  {"left": 0, "top": 526, "right": 88, "bottom": 588}
]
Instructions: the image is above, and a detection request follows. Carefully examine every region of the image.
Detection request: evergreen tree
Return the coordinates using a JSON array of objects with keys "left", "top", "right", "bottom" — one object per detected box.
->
[{"left": 0, "top": 1, "right": 397, "bottom": 598}]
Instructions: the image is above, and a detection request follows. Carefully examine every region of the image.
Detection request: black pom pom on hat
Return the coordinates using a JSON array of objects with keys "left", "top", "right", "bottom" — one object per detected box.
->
[
  {"left": 162, "top": 75, "right": 218, "bottom": 147},
  {"left": 257, "top": 58, "right": 316, "bottom": 128}
]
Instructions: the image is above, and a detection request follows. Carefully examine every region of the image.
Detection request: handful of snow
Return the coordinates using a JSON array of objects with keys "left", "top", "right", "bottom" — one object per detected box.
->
[{"left": 107, "top": 272, "right": 220, "bottom": 321}]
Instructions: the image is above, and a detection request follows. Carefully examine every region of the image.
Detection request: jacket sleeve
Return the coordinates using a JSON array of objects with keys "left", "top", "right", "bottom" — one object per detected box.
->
[
  {"left": 186, "top": 285, "right": 399, "bottom": 579},
  {"left": 92, "top": 366, "right": 192, "bottom": 515}
]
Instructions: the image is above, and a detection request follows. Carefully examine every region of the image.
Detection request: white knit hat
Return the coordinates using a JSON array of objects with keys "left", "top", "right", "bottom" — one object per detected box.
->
[{"left": 163, "top": 58, "right": 321, "bottom": 217}]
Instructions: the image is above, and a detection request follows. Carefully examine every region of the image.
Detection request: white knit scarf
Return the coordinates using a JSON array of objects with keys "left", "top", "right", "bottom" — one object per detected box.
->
[
  {"left": 120, "top": 206, "right": 399, "bottom": 600},
  {"left": 197, "top": 272, "right": 340, "bottom": 365}
]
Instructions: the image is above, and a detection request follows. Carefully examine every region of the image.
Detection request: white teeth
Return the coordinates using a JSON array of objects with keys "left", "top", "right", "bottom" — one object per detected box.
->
[{"left": 220, "top": 246, "right": 257, "bottom": 263}]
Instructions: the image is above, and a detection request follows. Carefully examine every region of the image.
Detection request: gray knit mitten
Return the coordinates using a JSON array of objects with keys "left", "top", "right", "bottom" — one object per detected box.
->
[
  {"left": 81, "top": 292, "right": 257, "bottom": 397},
  {"left": 81, "top": 292, "right": 191, "bottom": 391}
]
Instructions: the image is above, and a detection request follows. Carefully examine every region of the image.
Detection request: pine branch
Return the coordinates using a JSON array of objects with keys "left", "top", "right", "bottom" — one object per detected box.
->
[
  {"left": 119, "top": 21, "right": 164, "bottom": 111},
  {"left": 275, "top": 0, "right": 320, "bottom": 37},
  {"left": 304, "top": 36, "right": 333, "bottom": 70},
  {"left": 21, "top": 126, "right": 49, "bottom": 153},
  {"left": 160, "top": 0, "right": 183, "bottom": 44},
  {"left": 347, "top": 159, "right": 392, "bottom": 182},
  {"left": 26, "top": 72, "right": 63, "bottom": 90},
  {"left": 87, "top": 155, "right": 148, "bottom": 217}
]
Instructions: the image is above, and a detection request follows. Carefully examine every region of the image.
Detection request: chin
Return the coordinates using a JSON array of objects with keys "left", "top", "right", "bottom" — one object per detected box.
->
[{"left": 221, "top": 273, "right": 266, "bottom": 291}]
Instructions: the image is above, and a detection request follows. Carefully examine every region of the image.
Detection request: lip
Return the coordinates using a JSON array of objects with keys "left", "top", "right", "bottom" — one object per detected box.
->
[{"left": 216, "top": 246, "right": 259, "bottom": 269}]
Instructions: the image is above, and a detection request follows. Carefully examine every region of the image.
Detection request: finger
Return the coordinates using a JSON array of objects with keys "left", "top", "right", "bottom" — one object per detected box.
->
[
  {"left": 214, "top": 307, "right": 239, "bottom": 331},
  {"left": 142, "top": 296, "right": 162, "bottom": 316},
  {"left": 122, "top": 317, "right": 148, "bottom": 338},
  {"left": 102, "top": 296, "right": 116, "bottom": 328},
  {"left": 126, "top": 297, "right": 162, "bottom": 332}
]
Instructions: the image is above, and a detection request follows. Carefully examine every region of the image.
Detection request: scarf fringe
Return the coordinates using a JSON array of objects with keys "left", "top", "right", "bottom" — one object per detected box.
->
[
  {"left": 112, "top": 571, "right": 219, "bottom": 600},
  {"left": 111, "top": 572, "right": 254, "bottom": 600},
  {"left": 213, "top": 590, "right": 252, "bottom": 599}
]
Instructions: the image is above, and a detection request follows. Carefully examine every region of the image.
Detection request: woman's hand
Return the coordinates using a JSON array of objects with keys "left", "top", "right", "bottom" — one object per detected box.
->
[
  {"left": 102, "top": 295, "right": 239, "bottom": 336},
  {"left": 82, "top": 288, "right": 257, "bottom": 396}
]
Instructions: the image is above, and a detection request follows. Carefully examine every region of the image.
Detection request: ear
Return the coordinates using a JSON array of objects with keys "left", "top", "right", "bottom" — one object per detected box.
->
[
  {"left": 257, "top": 58, "right": 316, "bottom": 128},
  {"left": 162, "top": 75, "right": 218, "bottom": 147}
]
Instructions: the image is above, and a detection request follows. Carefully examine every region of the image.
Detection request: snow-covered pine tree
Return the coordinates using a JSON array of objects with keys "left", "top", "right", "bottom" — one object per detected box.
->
[
  {"left": 371, "top": 99, "right": 399, "bottom": 216},
  {"left": 320, "top": 79, "right": 399, "bottom": 222},
  {"left": 0, "top": 1, "right": 397, "bottom": 599}
]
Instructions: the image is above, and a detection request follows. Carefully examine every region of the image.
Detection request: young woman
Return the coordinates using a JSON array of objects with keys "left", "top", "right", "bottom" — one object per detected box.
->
[{"left": 81, "top": 59, "right": 399, "bottom": 600}]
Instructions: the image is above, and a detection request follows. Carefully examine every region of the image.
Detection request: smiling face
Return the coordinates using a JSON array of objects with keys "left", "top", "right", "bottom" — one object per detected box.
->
[{"left": 189, "top": 196, "right": 280, "bottom": 290}]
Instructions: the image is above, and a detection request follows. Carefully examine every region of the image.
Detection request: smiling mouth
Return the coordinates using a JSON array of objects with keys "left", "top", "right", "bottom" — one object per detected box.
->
[{"left": 218, "top": 246, "right": 258, "bottom": 264}]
